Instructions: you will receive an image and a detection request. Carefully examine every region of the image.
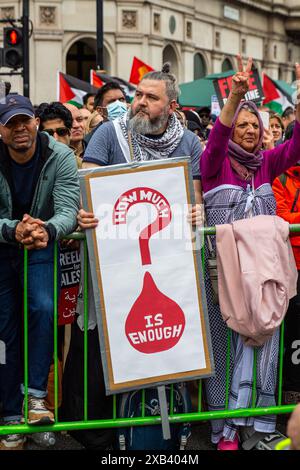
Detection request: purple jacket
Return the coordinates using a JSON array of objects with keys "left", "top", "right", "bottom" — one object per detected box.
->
[{"left": 200, "top": 118, "right": 300, "bottom": 193}]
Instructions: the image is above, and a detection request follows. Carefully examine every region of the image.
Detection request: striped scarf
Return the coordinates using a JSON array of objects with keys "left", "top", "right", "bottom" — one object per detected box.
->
[{"left": 118, "top": 111, "right": 184, "bottom": 161}]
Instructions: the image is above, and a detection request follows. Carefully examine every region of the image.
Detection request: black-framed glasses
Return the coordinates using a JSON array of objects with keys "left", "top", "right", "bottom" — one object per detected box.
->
[{"left": 43, "top": 127, "right": 70, "bottom": 137}]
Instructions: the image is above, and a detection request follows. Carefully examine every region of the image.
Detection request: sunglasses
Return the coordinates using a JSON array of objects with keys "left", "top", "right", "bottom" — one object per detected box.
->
[{"left": 43, "top": 127, "right": 70, "bottom": 137}]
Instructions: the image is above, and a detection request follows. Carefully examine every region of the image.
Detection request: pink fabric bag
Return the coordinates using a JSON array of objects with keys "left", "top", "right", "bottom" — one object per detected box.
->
[{"left": 216, "top": 215, "right": 298, "bottom": 346}]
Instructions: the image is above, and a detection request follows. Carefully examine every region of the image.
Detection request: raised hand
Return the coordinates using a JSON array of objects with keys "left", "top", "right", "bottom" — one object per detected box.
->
[
  {"left": 262, "top": 128, "right": 274, "bottom": 150},
  {"left": 231, "top": 55, "right": 253, "bottom": 98},
  {"left": 220, "top": 54, "right": 253, "bottom": 128}
]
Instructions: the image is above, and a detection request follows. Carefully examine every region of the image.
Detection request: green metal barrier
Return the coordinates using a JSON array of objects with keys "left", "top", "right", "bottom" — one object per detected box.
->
[{"left": 0, "top": 225, "right": 299, "bottom": 438}]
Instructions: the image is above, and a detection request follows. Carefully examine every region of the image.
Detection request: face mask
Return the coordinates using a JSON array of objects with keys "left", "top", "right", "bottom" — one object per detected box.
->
[{"left": 107, "top": 100, "right": 127, "bottom": 121}]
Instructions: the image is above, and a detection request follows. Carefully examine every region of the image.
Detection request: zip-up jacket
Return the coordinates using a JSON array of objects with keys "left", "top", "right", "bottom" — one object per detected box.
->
[
  {"left": 273, "top": 165, "right": 300, "bottom": 269},
  {"left": 0, "top": 132, "right": 80, "bottom": 244}
]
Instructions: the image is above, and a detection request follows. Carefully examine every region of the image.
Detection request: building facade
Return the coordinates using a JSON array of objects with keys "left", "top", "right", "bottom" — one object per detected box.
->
[{"left": 0, "top": 0, "right": 300, "bottom": 104}]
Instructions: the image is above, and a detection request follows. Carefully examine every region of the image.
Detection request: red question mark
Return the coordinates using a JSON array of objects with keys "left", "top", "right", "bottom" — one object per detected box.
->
[
  {"left": 112, "top": 187, "right": 185, "bottom": 354},
  {"left": 112, "top": 187, "right": 172, "bottom": 265}
]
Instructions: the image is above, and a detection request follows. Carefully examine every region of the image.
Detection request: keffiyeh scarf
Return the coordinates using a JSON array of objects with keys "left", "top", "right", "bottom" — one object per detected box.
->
[{"left": 118, "top": 111, "right": 184, "bottom": 161}]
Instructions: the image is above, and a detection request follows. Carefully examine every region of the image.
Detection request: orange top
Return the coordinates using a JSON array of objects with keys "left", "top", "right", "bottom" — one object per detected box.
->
[{"left": 273, "top": 165, "right": 300, "bottom": 269}]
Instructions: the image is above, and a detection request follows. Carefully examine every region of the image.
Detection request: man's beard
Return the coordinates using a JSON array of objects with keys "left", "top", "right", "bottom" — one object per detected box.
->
[{"left": 128, "top": 107, "right": 169, "bottom": 135}]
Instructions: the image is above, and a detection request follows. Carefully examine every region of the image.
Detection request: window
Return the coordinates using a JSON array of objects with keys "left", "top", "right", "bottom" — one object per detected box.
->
[
  {"left": 66, "top": 40, "right": 96, "bottom": 81},
  {"left": 194, "top": 53, "right": 207, "bottom": 80},
  {"left": 66, "top": 40, "right": 111, "bottom": 80},
  {"left": 242, "top": 38, "right": 246, "bottom": 54},
  {"left": 186, "top": 21, "right": 192, "bottom": 40},
  {"left": 222, "top": 58, "right": 233, "bottom": 73},
  {"left": 154, "top": 13, "right": 160, "bottom": 33},
  {"left": 162, "top": 45, "right": 178, "bottom": 79},
  {"left": 264, "top": 43, "right": 269, "bottom": 59}
]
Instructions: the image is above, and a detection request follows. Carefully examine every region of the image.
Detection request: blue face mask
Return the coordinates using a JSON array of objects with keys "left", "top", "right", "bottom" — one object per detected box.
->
[{"left": 107, "top": 100, "right": 127, "bottom": 121}]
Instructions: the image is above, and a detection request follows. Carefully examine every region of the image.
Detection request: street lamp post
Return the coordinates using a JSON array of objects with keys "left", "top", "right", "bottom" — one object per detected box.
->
[
  {"left": 22, "top": 0, "right": 29, "bottom": 97},
  {"left": 96, "top": 0, "right": 104, "bottom": 70}
]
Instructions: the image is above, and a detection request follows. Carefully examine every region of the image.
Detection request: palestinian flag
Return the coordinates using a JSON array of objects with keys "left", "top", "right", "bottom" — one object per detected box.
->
[
  {"left": 90, "top": 70, "right": 136, "bottom": 101},
  {"left": 263, "top": 73, "right": 293, "bottom": 114},
  {"left": 58, "top": 72, "right": 98, "bottom": 106},
  {"left": 129, "top": 57, "right": 154, "bottom": 85}
]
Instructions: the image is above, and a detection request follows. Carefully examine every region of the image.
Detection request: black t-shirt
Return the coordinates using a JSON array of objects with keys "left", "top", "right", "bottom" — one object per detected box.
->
[{"left": 10, "top": 137, "right": 40, "bottom": 220}]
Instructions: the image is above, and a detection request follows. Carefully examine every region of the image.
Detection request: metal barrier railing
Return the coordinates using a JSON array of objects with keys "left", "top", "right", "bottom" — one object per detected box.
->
[{"left": 0, "top": 225, "right": 299, "bottom": 437}]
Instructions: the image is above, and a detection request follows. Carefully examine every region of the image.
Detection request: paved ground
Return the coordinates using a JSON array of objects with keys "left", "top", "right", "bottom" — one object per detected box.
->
[
  {"left": 25, "top": 432, "right": 84, "bottom": 450},
  {"left": 25, "top": 425, "right": 213, "bottom": 450},
  {"left": 24, "top": 416, "right": 289, "bottom": 450}
]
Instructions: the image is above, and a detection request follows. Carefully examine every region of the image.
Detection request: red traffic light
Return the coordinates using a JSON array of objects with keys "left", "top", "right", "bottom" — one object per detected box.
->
[
  {"left": 5, "top": 27, "right": 22, "bottom": 46},
  {"left": 9, "top": 30, "right": 18, "bottom": 45},
  {"left": 3, "top": 27, "right": 23, "bottom": 68}
]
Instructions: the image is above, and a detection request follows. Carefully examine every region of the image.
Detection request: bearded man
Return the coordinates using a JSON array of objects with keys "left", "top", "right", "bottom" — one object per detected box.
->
[
  {"left": 61, "top": 66, "right": 202, "bottom": 451},
  {"left": 82, "top": 64, "right": 202, "bottom": 209}
]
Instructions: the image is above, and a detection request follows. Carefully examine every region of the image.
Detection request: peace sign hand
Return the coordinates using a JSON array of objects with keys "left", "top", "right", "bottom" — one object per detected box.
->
[{"left": 231, "top": 55, "right": 253, "bottom": 99}]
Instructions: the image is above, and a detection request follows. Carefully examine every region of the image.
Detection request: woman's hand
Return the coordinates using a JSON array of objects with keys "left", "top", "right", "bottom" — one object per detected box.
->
[
  {"left": 231, "top": 55, "right": 253, "bottom": 99},
  {"left": 77, "top": 208, "right": 99, "bottom": 230},
  {"left": 219, "top": 54, "right": 253, "bottom": 128},
  {"left": 187, "top": 204, "right": 204, "bottom": 227},
  {"left": 262, "top": 128, "right": 274, "bottom": 150}
]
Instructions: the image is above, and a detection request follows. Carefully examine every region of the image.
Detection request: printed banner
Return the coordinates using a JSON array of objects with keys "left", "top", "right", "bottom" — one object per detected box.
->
[
  {"left": 58, "top": 247, "right": 80, "bottom": 326},
  {"left": 80, "top": 158, "right": 214, "bottom": 394},
  {"left": 211, "top": 94, "right": 221, "bottom": 117},
  {"left": 213, "top": 68, "right": 264, "bottom": 108}
]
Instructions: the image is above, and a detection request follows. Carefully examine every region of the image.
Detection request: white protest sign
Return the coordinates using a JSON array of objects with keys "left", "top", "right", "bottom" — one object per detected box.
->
[{"left": 81, "top": 159, "right": 214, "bottom": 393}]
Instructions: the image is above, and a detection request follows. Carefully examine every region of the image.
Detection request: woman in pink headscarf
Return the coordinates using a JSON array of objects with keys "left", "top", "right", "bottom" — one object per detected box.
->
[{"left": 200, "top": 56, "right": 300, "bottom": 450}]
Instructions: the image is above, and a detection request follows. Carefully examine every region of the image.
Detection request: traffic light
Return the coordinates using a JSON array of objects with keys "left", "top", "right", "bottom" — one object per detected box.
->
[{"left": 3, "top": 27, "right": 23, "bottom": 69}]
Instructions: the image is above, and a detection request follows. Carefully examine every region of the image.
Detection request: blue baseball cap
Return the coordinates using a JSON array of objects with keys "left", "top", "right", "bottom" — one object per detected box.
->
[{"left": 0, "top": 94, "right": 35, "bottom": 125}]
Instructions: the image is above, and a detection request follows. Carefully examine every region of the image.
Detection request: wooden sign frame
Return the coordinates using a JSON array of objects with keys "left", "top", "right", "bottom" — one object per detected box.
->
[{"left": 80, "top": 157, "right": 214, "bottom": 394}]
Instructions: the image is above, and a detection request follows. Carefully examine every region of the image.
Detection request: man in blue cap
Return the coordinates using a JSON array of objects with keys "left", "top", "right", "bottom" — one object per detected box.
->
[{"left": 0, "top": 94, "right": 80, "bottom": 449}]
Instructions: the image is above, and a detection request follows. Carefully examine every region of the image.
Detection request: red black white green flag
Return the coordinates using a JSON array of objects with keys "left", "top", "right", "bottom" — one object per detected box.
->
[
  {"left": 90, "top": 69, "right": 136, "bottom": 101},
  {"left": 263, "top": 73, "right": 294, "bottom": 114},
  {"left": 57, "top": 72, "right": 98, "bottom": 106}
]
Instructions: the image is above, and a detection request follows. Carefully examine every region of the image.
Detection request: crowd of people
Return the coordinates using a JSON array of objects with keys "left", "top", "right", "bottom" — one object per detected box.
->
[{"left": 0, "top": 56, "right": 300, "bottom": 451}]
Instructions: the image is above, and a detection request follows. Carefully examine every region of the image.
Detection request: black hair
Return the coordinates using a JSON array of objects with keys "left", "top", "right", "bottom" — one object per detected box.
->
[
  {"left": 182, "top": 109, "right": 202, "bottom": 127},
  {"left": 35, "top": 101, "right": 73, "bottom": 130},
  {"left": 284, "top": 120, "right": 295, "bottom": 141},
  {"left": 83, "top": 92, "right": 95, "bottom": 106},
  {"left": 197, "top": 106, "right": 211, "bottom": 116},
  {"left": 282, "top": 106, "right": 295, "bottom": 119},
  {"left": 94, "top": 82, "right": 125, "bottom": 108},
  {"left": 4, "top": 82, "right": 11, "bottom": 96}
]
